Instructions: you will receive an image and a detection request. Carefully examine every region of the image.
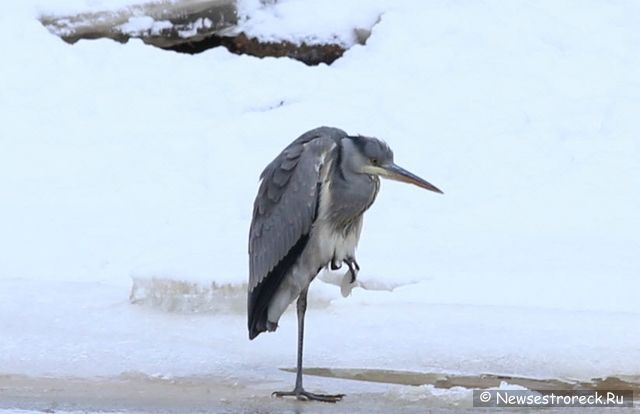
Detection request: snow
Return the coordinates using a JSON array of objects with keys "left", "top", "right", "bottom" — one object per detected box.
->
[
  {"left": 118, "top": 16, "right": 174, "bottom": 36},
  {"left": 236, "top": 0, "right": 385, "bottom": 45},
  {"left": 1, "top": 0, "right": 639, "bottom": 410}
]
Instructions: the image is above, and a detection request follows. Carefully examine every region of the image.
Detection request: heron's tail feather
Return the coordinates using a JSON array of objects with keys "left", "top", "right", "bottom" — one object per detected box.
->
[
  {"left": 248, "top": 318, "right": 278, "bottom": 340},
  {"left": 248, "top": 234, "right": 310, "bottom": 340}
]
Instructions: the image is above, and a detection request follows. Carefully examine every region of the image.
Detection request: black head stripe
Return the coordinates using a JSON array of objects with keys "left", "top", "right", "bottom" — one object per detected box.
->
[
  {"left": 347, "top": 135, "right": 393, "bottom": 161},
  {"left": 347, "top": 135, "right": 369, "bottom": 155}
]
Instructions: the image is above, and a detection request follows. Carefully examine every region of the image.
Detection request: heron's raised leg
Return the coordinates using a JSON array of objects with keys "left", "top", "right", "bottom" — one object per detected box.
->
[
  {"left": 344, "top": 257, "right": 360, "bottom": 283},
  {"left": 272, "top": 287, "right": 345, "bottom": 403}
]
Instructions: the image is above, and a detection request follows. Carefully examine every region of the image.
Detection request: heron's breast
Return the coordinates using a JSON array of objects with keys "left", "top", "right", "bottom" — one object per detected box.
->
[{"left": 310, "top": 220, "right": 360, "bottom": 265}]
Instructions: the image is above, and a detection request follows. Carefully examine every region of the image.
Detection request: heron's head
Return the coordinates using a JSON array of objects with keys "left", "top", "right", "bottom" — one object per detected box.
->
[{"left": 345, "top": 135, "right": 443, "bottom": 194}]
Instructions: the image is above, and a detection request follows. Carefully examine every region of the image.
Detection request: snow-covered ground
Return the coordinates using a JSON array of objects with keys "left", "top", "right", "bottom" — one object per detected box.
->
[{"left": 1, "top": 0, "right": 639, "bottom": 411}]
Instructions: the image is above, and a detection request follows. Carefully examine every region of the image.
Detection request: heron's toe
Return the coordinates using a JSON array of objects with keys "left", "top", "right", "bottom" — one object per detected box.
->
[
  {"left": 272, "top": 389, "right": 345, "bottom": 403},
  {"left": 301, "top": 391, "right": 345, "bottom": 402}
]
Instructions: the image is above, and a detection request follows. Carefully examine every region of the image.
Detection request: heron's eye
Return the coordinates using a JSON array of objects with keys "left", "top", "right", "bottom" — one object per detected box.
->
[{"left": 370, "top": 158, "right": 378, "bottom": 165}]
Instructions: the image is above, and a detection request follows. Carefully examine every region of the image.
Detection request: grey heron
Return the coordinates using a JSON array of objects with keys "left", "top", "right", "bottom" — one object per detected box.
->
[{"left": 248, "top": 126, "right": 442, "bottom": 402}]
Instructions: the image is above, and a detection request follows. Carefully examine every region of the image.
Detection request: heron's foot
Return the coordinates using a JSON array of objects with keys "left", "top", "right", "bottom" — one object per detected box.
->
[
  {"left": 344, "top": 257, "right": 360, "bottom": 283},
  {"left": 272, "top": 389, "right": 345, "bottom": 403}
]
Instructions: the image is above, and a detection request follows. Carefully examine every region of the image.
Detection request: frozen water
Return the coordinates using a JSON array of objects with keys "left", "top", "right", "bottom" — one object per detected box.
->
[{"left": 1, "top": 0, "right": 639, "bottom": 411}]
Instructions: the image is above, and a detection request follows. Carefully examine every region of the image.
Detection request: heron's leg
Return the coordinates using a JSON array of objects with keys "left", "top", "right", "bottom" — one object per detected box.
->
[
  {"left": 293, "top": 287, "right": 307, "bottom": 390},
  {"left": 272, "top": 287, "right": 344, "bottom": 403},
  {"left": 344, "top": 257, "right": 360, "bottom": 283}
]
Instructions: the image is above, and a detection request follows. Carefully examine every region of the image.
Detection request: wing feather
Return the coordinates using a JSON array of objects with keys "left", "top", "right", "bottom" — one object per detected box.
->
[{"left": 247, "top": 127, "right": 346, "bottom": 338}]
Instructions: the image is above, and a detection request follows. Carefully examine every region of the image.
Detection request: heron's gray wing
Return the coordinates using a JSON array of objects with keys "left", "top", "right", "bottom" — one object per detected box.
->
[{"left": 248, "top": 127, "right": 344, "bottom": 338}]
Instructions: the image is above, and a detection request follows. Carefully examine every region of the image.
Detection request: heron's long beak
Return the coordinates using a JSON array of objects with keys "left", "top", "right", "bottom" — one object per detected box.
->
[{"left": 379, "top": 163, "right": 443, "bottom": 194}]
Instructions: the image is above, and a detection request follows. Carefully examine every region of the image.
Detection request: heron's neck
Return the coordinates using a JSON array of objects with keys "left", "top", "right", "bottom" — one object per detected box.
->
[{"left": 327, "top": 155, "right": 379, "bottom": 231}]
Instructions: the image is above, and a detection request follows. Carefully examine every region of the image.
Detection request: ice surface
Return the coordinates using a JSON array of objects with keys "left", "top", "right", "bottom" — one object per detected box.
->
[
  {"left": 1, "top": 0, "right": 640, "bottom": 411},
  {"left": 2, "top": 278, "right": 640, "bottom": 380},
  {"left": 1, "top": 278, "right": 639, "bottom": 411}
]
